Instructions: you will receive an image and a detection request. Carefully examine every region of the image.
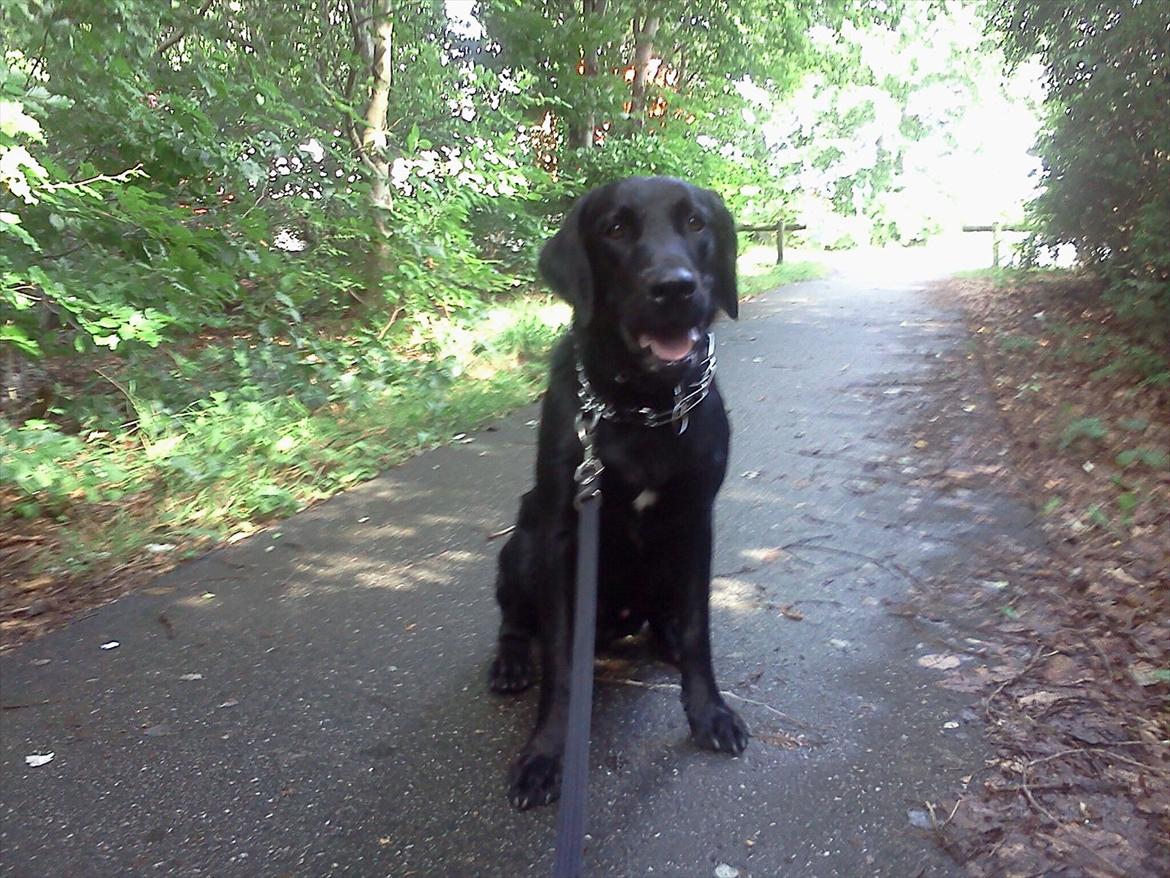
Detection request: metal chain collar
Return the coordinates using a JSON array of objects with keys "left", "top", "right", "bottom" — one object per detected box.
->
[
  {"left": 575, "top": 332, "right": 717, "bottom": 437},
  {"left": 573, "top": 407, "right": 603, "bottom": 509},
  {"left": 573, "top": 332, "right": 717, "bottom": 507}
]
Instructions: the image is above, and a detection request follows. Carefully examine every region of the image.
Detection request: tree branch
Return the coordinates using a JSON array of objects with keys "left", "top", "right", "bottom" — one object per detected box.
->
[{"left": 155, "top": 0, "right": 216, "bottom": 56}]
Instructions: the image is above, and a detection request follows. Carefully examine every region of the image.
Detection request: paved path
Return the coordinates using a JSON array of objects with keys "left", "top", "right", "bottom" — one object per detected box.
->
[{"left": 2, "top": 254, "right": 1036, "bottom": 877}]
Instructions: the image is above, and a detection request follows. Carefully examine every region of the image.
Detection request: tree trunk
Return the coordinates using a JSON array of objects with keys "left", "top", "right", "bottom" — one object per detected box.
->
[
  {"left": 356, "top": 0, "right": 394, "bottom": 309},
  {"left": 629, "top": 12, "right": 659, "bottom": 131},
  {"left": 568, "top": 0, "right": 607, "bottom": 150}
]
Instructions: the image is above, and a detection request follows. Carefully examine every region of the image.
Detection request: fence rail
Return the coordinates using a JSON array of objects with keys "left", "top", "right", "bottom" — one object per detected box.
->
[{"left": 736, "top": 221, "right": 807, "bottom": 265}]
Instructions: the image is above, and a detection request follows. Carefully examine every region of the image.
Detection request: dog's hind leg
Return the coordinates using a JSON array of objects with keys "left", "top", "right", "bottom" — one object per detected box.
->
[{"left": 489, "top": 509, "right": 538, "bottom": 694}]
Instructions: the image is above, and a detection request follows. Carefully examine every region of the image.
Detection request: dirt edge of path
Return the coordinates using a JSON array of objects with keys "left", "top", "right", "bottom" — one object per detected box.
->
[{"left": 913, "top": 275, "right": 1170, "bottom": 878}]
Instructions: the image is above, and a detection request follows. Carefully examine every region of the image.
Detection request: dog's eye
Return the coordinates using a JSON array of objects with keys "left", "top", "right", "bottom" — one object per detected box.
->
[
  {"left": 606, "top": 220, "right": 627, "bottom": 240},
  {"left": 687, "top": 214, "right": 705, "bottom": 232}
]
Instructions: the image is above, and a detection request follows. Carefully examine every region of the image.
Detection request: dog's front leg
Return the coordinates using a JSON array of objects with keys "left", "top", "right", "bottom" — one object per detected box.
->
[
  {"left": 507, "top": 523, "right": 574, "bottom": 809},
  {"left": 671, "top": 508, "right": 749, "bottom": 755}
]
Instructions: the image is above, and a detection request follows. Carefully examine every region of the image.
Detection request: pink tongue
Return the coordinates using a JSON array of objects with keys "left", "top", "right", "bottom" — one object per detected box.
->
[{"left": 639, "top": 332, "right": 695, "bottom": 362}]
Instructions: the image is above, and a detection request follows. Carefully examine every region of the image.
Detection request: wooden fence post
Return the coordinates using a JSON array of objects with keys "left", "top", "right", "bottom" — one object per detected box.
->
[
  {"left": 737, "top": 221, "right": 805, "bottom": 264},
  {"left": 961, "top": 223, "right": 1029, "bottom": 268}
]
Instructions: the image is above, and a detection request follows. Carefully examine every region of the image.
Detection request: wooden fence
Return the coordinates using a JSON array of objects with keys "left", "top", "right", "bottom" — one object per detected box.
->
[
  {"left": 737, "top": 220, "right": 1033, "bottom": 268},
  {"left": 737, "top": 221, "right": 807, "bottom": 265},
  {"left": 962, "top": 223, "right": 1030, "bottom": 268}
]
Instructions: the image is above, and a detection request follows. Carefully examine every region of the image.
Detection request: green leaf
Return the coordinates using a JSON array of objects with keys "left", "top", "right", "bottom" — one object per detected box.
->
[{"left": 0, "top": 211, "right": 39, "bottom": 249}]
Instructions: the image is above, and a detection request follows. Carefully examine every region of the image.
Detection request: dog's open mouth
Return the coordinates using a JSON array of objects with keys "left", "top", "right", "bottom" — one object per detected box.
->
[{"left": 636, "top": 327, "right": 702, "bottom": 365}]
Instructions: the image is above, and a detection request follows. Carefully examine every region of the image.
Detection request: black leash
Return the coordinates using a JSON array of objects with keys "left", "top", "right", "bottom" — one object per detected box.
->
[
  {"left": 552, "top": 337, "right": 717, "bottom": 876},
  {"left": 552, "top": 411, "right": 603, "bottom": 878}
]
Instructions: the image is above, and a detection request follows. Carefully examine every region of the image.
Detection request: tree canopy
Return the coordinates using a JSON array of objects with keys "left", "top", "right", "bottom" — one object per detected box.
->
[
  {"left": 989, "top": 0, "right": 1170, "bottom": 338},
  {"left": 1, "top": 0, "right": 1164, "bottom": 562}
]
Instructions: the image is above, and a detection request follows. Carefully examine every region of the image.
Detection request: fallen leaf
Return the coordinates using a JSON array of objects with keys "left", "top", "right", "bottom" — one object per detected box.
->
[
  {"left": 1129, "top": 662, "right": 1168, "bottom": 687},
  {"left": 939, "top": 666, "right": 992, "bottom": 693},
  {"left": 979, "top": 579, "right": 1010, "bottom": 591},
  {"left": 745, "top": 547, "right": 787, "bottom": 564},
  {"left": 918, "top": 653, "right": 962, "bottom": 671},
  {"left": 1042, "top": 654, "right": 1088, "bottom": 685},
  {"left": 756, "top": 731, "right": 805, "bottom": 749},
  {"left": 1107, "top": 567, "right": 1139, "bottom": 586},
  {"left": 1018, "top": 690, "right": 1062, "bottom": 709},
  {"left": 907, "top": 809, "right": 932, "bottom": 829}
]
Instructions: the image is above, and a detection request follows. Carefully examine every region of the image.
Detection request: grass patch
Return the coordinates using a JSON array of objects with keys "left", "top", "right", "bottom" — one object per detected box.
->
[
  {"left": 1045, "top": 321, "right": 1170, "bottom": 387},
  {"left": 1058, "top": 415, "right": 1108, "bottom": 450},
  {"left": 952, "top": 266, "right": 1070, "bottom": 283},
  {"left": 997, "top": 333, "right": 1040, "bottom": 352},
  {"left": 1, "top": 296, "right": 570, "bottom": 578},
  {"left": 738, "top": 259, "right": 827, "bottom": 297}
]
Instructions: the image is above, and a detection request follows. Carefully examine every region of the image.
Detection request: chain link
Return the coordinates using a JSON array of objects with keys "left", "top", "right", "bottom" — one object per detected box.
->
[{"left": 573, "top": 408, "right": 603, "bottom": 509}]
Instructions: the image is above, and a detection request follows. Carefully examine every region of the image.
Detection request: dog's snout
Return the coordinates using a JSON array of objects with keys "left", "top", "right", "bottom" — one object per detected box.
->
[{"left": 648, "top": 267, "right": 697, "bottom": 303}]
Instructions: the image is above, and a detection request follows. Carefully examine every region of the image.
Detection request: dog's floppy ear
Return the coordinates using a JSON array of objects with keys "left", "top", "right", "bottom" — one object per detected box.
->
[
  {"left": 538, "top": 191, "right": 595, "bottom": 327},
  {"left": 700, "top": 188, "right": 739, "bottom": 320}
]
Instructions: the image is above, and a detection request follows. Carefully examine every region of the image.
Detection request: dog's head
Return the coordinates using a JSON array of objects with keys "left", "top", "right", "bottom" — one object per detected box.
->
[{"left": 539, "top": 176, "right": 738, "bottom": 373}]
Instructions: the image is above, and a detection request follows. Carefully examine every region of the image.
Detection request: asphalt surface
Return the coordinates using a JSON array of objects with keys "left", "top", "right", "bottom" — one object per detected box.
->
[{"left": 1, "top": 252, "right": 1037, "bottom": 877}]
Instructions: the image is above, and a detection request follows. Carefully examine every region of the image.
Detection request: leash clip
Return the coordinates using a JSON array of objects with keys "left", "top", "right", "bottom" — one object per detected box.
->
[{"left": 574, "top": 409, "right": 603, "bottom": 509}]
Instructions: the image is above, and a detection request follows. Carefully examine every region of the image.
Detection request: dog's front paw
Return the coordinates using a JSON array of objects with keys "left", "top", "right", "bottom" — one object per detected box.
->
[
  {"left": 507, "top": 750, "right": 562, "bottom": 810},
  {"left": 688, "top": 700, "right": 749, "bottom": 755},
  {"left": 488, "top": 652, "right": 533, "bottom": 694}
]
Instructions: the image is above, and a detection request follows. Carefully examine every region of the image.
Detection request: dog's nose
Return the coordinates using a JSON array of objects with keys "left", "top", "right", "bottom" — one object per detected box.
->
[{"left": 648, "top": 268, "right": 696, "bottom": 303}]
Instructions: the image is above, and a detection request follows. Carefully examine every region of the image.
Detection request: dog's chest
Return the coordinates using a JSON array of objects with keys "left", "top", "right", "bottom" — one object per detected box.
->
[
  {"left": 595, "top": 427, "right": 686, "bottom": 492},
  {"left": 632, "top": 488, "right": 659, "bottom": 513},
  {"left": 593, "top": 411, "right": 726, "bottom": 491}
]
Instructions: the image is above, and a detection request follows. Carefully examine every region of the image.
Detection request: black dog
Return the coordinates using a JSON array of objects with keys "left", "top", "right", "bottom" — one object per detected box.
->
[{"left": 490, "top": 176, "right": 748, "bottom": 810}]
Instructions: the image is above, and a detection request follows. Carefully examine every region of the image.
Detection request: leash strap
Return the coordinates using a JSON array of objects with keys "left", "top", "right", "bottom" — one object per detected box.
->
[{"left": 552, "top": 415, "right": 603, "bottom": 878}]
